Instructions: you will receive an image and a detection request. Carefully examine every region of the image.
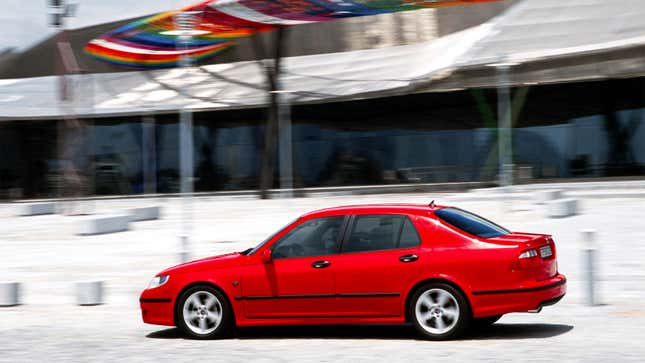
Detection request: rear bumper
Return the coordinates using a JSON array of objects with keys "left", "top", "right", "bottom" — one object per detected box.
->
[
  {"left": 471, "top": 274, "right": 567, "bottom": 318},
  {"left": 535, "top": 294, "right": 565, "bottom": 310}
]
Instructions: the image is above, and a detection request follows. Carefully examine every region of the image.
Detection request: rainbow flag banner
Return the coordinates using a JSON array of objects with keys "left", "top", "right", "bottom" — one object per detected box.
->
[{"left": 86, "top": 0, "right": 499, "bottom": 68}]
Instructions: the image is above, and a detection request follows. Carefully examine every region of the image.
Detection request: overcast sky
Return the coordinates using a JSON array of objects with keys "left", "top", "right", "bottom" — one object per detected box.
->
[{"left": 0, "top": 0, "right": 197, "bottom": 51}]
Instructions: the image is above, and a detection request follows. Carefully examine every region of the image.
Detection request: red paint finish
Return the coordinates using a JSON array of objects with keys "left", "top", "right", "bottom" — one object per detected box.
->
[
  {"left": 139, "top": 204, "right": 566, "bottom": 328},
  {"left": 240, "top": 255, "right": 337, "bottom": 318}
]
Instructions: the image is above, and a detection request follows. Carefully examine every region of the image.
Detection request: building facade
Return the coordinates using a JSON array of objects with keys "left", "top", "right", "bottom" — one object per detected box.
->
[
  {"left": 2, "top": 0, "right": 645, "bottom": 199},
  {"left": 1, "top": 75, "right": 644, "bottom": 199}
]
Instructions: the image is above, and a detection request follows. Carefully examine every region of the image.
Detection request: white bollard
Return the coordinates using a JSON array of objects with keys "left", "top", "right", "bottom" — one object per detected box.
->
[
  {"left": 179, "top": 234, "right": 191, "bottom": 263},
  {"left": 581, "top": 230, "right": 599, "bottom": 306},
  {"left": 127, "top": 206, "right": 161, "bottom": 222},
  {"left": 77, "top": 215, "right": 129, "bottom": 235},
  {"left": 545, "top": 198, "right": 578, "bottom": 218},
  {"left": 18, "top": 203, "right": 56, "bottom": 216},
  {"left": 179, "top": 249, "right": 191, "bottom": 264},
  {"left": 535, "top": 189, "right": 563, "bottom": 204},
  {"left": 76, "top": 281, "right": 104, "bottom": 306},
  {"left": 0, "top": 282, "right": 21, "bottom": 306}
]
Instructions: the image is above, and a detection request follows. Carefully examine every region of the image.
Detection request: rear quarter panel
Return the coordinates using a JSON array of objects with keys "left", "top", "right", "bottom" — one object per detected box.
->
[{"left": 413, "top": 217, "right": 521, "bottom": 312}]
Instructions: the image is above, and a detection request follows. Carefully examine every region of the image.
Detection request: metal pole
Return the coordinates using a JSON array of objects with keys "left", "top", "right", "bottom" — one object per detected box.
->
[
  {"left": 177, "top": 12, "right": 195, "bottom": 263},
  {"left": 581, "top": 229, "right": 599, "bottom": 306},
  {"left": 277, "top": 88, "right": 294, "bottom": 198},
  {"left": 86, "top": 74, "right": 95, "bottom": 213},
  {"left": 142, "top": 115, "right": 157, "bottom": 195},
  {"left": 49, "top": 0, "right": 81, "bottom": 211},
  {"left": 496, "top": 64, "right": 513, "bottom": 189},
  {"left": 49, "top": 0, "right": 64, "bottom": 204},
  {"left": 179, "top": 105, "right": 193, "bottom": 263}
]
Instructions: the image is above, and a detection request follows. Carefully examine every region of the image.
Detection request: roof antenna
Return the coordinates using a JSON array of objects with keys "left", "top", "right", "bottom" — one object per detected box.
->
[{"left": 429, "top": 200, "right": 436, "bottom": 208}]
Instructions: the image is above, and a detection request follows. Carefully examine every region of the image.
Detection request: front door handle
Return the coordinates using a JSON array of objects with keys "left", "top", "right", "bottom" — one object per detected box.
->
[
  {"left": 311, "top": 260, "right": 331, "bottom": 269},
  {"left": 399, "top": 254, "right": 418, "bottom": 263}
]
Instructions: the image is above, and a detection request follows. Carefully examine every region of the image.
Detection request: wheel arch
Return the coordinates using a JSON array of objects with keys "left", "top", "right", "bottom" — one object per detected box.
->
[
  {"left": 404, "top": 278, "right": 472, "bottom": 322},
  {"left": 173, "top": 281, "right": 236, "bottom": 326}
]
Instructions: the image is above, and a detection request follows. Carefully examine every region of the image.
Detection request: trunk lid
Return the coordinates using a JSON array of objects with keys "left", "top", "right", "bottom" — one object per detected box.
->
[{"left": 487, "top": 232, "right": 558, "bottom": 281}]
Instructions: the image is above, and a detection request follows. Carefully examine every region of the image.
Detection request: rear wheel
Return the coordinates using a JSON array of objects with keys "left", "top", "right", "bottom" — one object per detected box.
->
[
  {"left": 473, "top": 315, "right": 502, "bottom": 328},
  {"left": 175, "top": 285, "right": 233, "bottom": 339},
  {"left": 409, "top": 283, "right": 470, "bottom": 340}
]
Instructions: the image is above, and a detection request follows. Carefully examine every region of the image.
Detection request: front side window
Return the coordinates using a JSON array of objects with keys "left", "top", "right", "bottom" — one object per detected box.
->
[
  {"left": 271, "top": 216, "right": 344, "bottom": 259},
  {"left": 434, "top": 207, "right": 510, "bottom": 238},
  {"left": 247, "top": 218, "right": 299, "bottom": 255},
  {"left": 343, "top": 214, "right": 421, "bottom": 253}
]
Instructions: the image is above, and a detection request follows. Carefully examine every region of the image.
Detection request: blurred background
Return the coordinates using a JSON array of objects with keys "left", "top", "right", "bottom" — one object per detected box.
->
[{"left": 1, "top": 0, "right": 645, "bottom": 361}]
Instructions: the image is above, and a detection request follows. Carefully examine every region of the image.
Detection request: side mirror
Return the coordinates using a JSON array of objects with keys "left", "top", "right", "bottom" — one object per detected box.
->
[{"left": 261, "top": 249, "right": 272, "bottom": 263}]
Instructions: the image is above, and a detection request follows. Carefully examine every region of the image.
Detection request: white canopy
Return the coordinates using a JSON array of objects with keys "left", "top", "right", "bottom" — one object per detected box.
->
[{"left": 3, "top": 0, "right": 645, "bottom": 120}]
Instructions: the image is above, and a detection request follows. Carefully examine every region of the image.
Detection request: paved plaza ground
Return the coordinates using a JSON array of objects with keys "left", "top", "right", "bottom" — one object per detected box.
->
[{"left": 1, "top": 185, "right": 644, "bottom": 362}]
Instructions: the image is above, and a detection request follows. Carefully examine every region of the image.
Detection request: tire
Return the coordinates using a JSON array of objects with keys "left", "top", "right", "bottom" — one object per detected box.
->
[
  {"left": 175, "top": 285, "right": 233, "bottom": 339},
  {"left": 472, "top": 315, "right": 502, "bottom": 328},
  {"left": 409, "top": 283, "right": 471, "bottom": 340}
]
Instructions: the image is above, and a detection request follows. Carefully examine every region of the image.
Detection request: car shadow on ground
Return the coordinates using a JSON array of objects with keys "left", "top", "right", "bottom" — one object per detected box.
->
[{"left": 146, "top": 323, "right": 573, "bottom": 341}]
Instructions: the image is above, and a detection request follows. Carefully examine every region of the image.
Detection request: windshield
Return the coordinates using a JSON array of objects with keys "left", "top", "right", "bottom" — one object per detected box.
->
[
  {"left": 245, "top": 218, "right": 299, "bottom": 255},
  {"left": 434, "top": 207, "right": 510, "bottom": 239}
]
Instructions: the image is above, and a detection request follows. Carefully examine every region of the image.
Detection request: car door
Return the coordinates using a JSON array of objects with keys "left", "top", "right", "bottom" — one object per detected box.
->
[
  {"left": 240, "top": 215, "right": 347, "bottom": 319},
  {"left": 333, "top": 214, "right": 426, "bottom": 317}
]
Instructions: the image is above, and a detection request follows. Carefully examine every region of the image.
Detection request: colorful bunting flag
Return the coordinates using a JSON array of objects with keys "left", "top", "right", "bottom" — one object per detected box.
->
[{"left": 85, "top": 0, "right": 499, "bottom": 68}]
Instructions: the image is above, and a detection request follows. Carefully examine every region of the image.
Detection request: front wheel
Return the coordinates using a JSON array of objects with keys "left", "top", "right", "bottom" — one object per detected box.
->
[
  {"left": 175, "top": 285, "right": 233, "bottom": 339},
  {"left": 410, "top": 283, "right": 470, "bottom": 340}
]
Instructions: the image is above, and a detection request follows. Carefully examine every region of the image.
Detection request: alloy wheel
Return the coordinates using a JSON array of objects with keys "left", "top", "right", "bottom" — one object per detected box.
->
[
  {"left": 414, "top": 288, "right": 460, "bottom": 335},
  {"left": 182, "top": 290, "right": 223, "bottom": 335}
]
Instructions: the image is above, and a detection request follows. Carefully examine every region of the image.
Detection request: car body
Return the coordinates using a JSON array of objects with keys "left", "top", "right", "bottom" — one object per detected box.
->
[{"left": 140, "top": 203, "right": 566, "bottom": 339}]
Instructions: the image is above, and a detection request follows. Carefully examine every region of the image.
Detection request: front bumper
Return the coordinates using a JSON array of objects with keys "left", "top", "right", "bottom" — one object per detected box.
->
[
  {"left": 140, "top": 292, "right": 175, "bottom": 326},
  {"left": 471, "top": 274, "right": 567, "bottom": 318}
]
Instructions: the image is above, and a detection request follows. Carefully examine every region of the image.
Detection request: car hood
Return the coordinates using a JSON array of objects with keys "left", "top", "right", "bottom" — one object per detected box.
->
[{"left": 159, "top": 252, "right": 245, "bottom": 275}]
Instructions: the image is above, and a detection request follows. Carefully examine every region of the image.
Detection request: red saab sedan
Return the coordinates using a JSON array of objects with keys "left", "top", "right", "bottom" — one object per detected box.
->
[{"left": 140, "top": 204, "right": 566, "bottom": 340}]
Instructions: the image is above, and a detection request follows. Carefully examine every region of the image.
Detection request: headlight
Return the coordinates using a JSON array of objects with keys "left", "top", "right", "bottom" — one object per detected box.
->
[{"left": 147, "top": 275, "right": 169, "bottom": 289}]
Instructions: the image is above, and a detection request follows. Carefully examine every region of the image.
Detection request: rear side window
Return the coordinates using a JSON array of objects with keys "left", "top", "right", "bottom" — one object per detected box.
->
[
  {"left": 399, "top": 218, "right": 421, "bottom": 248},
  {"left": 434, "top": 207, "right": 509, "bottom": 238},
  {"left": 343, "top": 215, "right": 421, "bottom": 253}
]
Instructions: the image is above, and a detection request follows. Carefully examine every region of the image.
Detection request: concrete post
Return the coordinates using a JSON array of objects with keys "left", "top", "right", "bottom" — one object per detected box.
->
[
  {"left": 18, "top": 203, "right": 56, "bottom": 216},
  {"left": 535, "top": 189, "right": 563, "bottom": 204},
  {"left": 581, "top": 229, "right": 598, "bottom": 306},
  {"left": 0, "top": 282, "right": 21, "bottom": 307},
  {"left": 76, "top": 281, "right": 104, "bottom": 306},
  {"left": 545, "top": 198, "right": 578, "bottom": 218}
]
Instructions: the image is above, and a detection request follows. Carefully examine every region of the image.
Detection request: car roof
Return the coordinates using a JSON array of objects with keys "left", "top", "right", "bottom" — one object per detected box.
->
[{"left": 301, "top": 203, "right": 448, "bottom": 218}]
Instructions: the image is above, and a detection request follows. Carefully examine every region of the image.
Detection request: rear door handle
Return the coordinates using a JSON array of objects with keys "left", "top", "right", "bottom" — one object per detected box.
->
[
  {"left": 311, "top": 260, "right": 331, "bottom": 268},
  {"left": 399, "top": 254, "right": 418, "bottom": 263}
]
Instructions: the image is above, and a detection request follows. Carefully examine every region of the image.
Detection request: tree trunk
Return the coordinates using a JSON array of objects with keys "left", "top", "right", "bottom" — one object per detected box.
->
[{"left": 258, "top": 27, "right": 287, "bottom": 199}]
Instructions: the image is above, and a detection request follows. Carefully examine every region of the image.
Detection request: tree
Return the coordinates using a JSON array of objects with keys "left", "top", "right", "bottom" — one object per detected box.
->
[{"left": 252, "top": 27, "right": 288, "bottom": 199}]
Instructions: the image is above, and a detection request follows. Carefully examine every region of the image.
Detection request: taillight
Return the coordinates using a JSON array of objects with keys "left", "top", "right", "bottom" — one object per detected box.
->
[
  {"left": 514, "top": 249, "right": 541, "bottom": 269},
  {"left": 519, "top": 249, "right": 538, "bottom": 259},
  {"left": 544, "top": 236, "right": 557, "bottom": 258}
]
